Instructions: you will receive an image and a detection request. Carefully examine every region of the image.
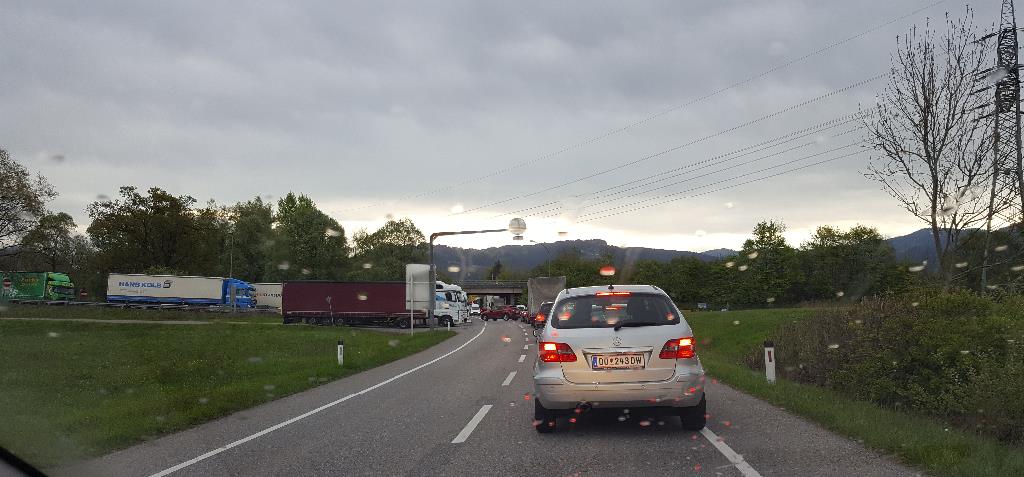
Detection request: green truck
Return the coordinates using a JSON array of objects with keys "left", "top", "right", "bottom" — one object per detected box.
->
[{"left": 1, "top": 272, "right": 77, "bottom": 301}]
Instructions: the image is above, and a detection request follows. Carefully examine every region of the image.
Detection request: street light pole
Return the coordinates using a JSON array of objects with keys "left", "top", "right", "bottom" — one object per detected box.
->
[
  {"left": 228, "top": 229, "right": 234, "bottom": 278},
  {"left": 427, "top": 218, "right": 527, "bottom": 330}
]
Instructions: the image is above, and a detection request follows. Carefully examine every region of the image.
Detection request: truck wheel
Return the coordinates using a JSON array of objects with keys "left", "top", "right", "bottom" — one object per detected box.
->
[
  {"left": 678, "top": 395, "right": 707, "bottom": 431},
  {"left": 534, "top": 400, "right": 556, "bottom": 434}
]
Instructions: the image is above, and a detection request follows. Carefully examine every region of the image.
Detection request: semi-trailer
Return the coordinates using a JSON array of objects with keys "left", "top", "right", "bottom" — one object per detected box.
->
[{"left": 106, "top": 273, "right": 256, "bottom": 307}]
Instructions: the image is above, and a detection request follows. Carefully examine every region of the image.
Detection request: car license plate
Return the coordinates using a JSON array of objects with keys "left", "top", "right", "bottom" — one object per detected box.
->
[{"left": 591, "top": 353, "right": 645, "bottom": 369}]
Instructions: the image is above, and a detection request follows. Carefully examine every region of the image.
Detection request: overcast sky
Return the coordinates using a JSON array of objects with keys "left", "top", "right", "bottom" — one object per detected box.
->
[{"left": 1, "top": 0, "right": 1001, "bottom": 251}]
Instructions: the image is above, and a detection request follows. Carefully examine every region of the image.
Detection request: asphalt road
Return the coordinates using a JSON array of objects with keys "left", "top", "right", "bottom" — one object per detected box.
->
[{"left": 58, "top": 320, "right": 922, "bottom": 477}]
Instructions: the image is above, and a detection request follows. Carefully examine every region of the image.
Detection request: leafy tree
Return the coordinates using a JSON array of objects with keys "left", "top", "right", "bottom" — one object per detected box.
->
[
  {"left": 799, "top": 225, "right": 905, "bottom": 300},
  {"left": 348, "top": 218, "right": 426, "bottom": 281},
  {"left": 86, "top": 187, "right": 225, "bottom": 276},
  {"left": 21, "top": 212, "right": 77, "bottom": 270},
  {"left": 731, "top": 221, "right": 799, "bottom": 305},
  {"left": 0, "top": 148, "right": 56, "bottom": 253},
  {"left": 225, "top": 197, "right": 275, "bottom": 282},
  {"left": 269, "top": 193, "right": 348, "bottom": 280}
]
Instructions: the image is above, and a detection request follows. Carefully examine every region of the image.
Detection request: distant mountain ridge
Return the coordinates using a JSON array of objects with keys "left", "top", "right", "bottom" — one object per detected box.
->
[
  {"left": 434, "top": 229, "right": 945, "bottom": 279},
  {"left": 433, "top": 239, "right": 729, "bottom": 279}
]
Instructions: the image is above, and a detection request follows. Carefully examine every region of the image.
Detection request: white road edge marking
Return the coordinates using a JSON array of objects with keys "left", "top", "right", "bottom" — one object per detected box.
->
[
  {"left": 452, "top": 405, "right": 492, "bottom": 443},
  {"left": 501, "top": 371, "right": 517, "bottom": 386},
  {"left": 518, "top": 354, "right": 526, "bottom": 363},
  {"left": 148, "top": 323, "right": 490, "bottom": 477},
  {"left": 700, "top": 427, "right": 762, "bottom": 477},
  {"left": 523, "top": 344, "right": 529, "bottom": 349}
]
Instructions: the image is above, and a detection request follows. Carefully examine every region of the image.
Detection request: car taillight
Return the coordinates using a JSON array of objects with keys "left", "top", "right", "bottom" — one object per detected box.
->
[
  {"left": 659, "top": 337, "right": 696, "bottom": 359},
  {"left": 535, "top": 314, "right": 546, "bottom": 322},
  {"left": 539, "top": 342, "right": 577, "bottom": 362}
]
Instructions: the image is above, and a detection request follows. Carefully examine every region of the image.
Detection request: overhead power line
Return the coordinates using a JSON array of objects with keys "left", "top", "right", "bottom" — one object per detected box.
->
[
  {"left": 488, "top": 111, "right": 869, "bottom": 220},
  {"left": 577, "top": 147, "right": 868, "bottom": 223},
  {"left": 340, "top": 0, "right": 944, "bottom": 214},
  {"left": 456, "top": 73, "right": 885, "bottom": 217}
]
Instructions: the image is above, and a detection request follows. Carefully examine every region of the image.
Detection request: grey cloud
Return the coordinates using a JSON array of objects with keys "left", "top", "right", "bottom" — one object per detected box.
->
[{"left": 1, "top": 0, "right": 1002, "bottom": 249}]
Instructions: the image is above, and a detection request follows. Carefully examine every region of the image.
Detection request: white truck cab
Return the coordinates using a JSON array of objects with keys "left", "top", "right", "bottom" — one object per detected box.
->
[{"left": 435, "top": 281, "right": 471, "bottom": 325}]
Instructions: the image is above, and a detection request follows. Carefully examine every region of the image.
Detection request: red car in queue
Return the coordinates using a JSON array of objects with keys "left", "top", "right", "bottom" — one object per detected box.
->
[
  {"left": 532, "top": 301, "right": 554, "bottom": 328},
  {"left": 481, "top": 305, "right": 518, "bottom": 321}
]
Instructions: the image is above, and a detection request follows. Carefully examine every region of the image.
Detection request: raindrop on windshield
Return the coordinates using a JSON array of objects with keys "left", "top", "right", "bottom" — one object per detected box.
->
[
  {"left": 724, "top": 202, "right": 735, "bottom": 209},
  {"left": 325, "top": 228, "right": 341, "bottom": 237},
  {"left": 617, "top": 415, "right": 627, "bottom": 422},
  {"left": 599, "top": 265, "right": 616, "bottom": 276},
  {"left": 955, "top": 262, "right": 968, "bottom": 269},
  {"left": 835, "top": 291, "right": 845, "bottom": 298},
  {"left": 362, "top": 262, "right": 373, "bottom": 269},
  {"left": 198, "top": 397, "right": 209, "bottom": 404},
  {"left": 357, "top": 292, "right": 368, "bottom": 301},
  {"left": 766, "top": 297, "right": 776, "bottom": 303},
  {"left": 450, "top": 203, "right": 464, "bottom": 214},
  {"left": 301, "top": 268, "right": 311, "bottom": 275},
  {"left": 911, "top": 302, "right": 920, "bottom": 307},
  {"left": 828, "top": 344, "right": 840, "bottom": 349},
  {"left": 738, "top": 265, "right": 749, "bottom": 272},
  {"left": 388, "top": 339, "right": 400, "bottom": 347},
  {"left": 277, "top": 261, "right": 291, "bottom": 271},
  {"left": 908, "top": 261, "right": 926, "bottom": 272},
  {"left": 1012, "top": 265, "right": 1024, "bottom": 272},
  {"left": 47, "top": 332, "right": 59, "bottom": 338},
  {"left": 724, "top": 261, "right": 735, "bottom": 268},
  {"left": 732, "top": 320, "right": 740, "bottom": 325},
  {"left": 501, "top": 336, "right": 511, "bottom": 343},
  {"left": 447, "top": 265, "right": 461, "bottom": 273},
  {"left": 746, "top": 251, "right": 758, "bottom": 259},
  {"left": 994, "top": 244, "right": 1008, "bottom": 252},
  {"left": 639, "top": 419, "right": 651, "bottom": 427},
  {"left": 986, "top": 66, "right": 1009, "bottom": 84}
]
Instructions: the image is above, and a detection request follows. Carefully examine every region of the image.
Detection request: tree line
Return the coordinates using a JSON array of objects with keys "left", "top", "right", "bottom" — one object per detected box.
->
[{"left": 0, "top": 150, "right": 428, "bottom": 297}]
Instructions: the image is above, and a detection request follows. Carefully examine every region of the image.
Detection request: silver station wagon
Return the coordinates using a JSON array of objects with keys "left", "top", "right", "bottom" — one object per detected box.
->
[{"left": 532, "top": 284, "right": 706, "bottom": 433}]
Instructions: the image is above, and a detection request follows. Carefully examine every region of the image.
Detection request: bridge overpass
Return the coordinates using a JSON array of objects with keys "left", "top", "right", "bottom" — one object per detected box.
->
[{"left": 455, "top": 280, "right": 526, "bottom": 305}]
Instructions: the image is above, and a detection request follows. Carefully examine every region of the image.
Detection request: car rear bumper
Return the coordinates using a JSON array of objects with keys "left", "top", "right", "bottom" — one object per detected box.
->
[{"left": 534, "top": 364, "right": 705, "bottom": 410}]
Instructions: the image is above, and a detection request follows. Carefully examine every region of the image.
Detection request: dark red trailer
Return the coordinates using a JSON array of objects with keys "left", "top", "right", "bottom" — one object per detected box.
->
[{"left": 282, "top": 281, "right": 426, "bottom": 327}]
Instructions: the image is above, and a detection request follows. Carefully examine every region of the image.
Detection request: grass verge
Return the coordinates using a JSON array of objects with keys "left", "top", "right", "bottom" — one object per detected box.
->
[
  {"left": 686, "top": 308, "right": 1024, "bottom": 477},
  {"left": 0, "top": 320, "right": 454, "bottom": 469}
]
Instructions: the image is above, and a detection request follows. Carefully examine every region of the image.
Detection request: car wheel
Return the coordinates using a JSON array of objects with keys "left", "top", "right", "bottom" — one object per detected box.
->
[
  {"left": 534, "top": 399, "right": 556, "bottom": 434},
  {"left": 678, "top": 395, "right": 707, "bottom": 431}
]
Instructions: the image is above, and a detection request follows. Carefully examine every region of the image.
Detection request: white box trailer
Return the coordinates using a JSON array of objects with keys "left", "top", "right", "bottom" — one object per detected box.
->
[
  {"left": 252, "top": 283, "right": 283, "bottom": 309},
  {"left": 106, "top": 273, "right": 255, "bottom": 307}
]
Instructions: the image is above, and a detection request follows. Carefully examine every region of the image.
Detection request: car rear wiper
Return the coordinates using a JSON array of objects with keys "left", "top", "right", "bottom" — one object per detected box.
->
[{"left": 613, "top": 321, "right": 660, "bottom": 331}]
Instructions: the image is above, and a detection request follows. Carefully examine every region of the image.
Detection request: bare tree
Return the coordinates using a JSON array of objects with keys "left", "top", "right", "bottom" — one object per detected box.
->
[{"left": 865, "top": 10, "right": 1002, "bottom": 287}]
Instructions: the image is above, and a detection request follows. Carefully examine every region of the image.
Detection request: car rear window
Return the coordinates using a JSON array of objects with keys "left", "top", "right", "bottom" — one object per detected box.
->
[
  {"left": 550, "top": 293, "right": 680, "bottom": 329},
  {"left": 539, "top": 302, "right": 553, "bottom": 315}
]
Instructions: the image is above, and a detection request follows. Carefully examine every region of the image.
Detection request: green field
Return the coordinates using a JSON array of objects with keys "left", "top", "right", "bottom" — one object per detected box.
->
[
  {"left": 0, "top": 319, "right": 453, "bottom": 469},
  {"left": 0, "top": 302, "right": 284, "bottom": 323},
  {"left": 686, "top": 308, "right": 1024, "bottom": 477}
]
